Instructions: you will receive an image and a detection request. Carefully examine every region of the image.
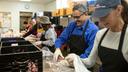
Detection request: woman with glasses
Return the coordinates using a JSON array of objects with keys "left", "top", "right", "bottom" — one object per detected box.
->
[{"left": 53, "top": 3, "right": 99, "bottom": 61}]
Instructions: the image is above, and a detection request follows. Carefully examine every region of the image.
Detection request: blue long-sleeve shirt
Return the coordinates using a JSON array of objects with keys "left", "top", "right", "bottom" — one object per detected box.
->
[{"left": 55, "top": 19, "right": 99, "bottom": 58}]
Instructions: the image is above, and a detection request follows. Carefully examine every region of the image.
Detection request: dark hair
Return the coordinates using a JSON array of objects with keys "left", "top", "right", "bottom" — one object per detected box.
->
[
  {"left": 73, "top": 3, "right": 88, "bottom": 13},
  {"left": 121, "top": 0, "right": 128, "bottom": 24}
]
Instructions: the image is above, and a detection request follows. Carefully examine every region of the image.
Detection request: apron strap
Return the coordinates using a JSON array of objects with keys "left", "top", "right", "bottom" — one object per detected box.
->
[
  {"left": 98, "top": 29, "right": 109, "bottom": 49},
  {"left": 82, "top": 20, "right": 89, "bottom": 39},
  {"left": 97, "top": 23, "right": 127, "bottom": 52},
  {"left": 118, "top": 24, "right": 127, "bottom": 51}
]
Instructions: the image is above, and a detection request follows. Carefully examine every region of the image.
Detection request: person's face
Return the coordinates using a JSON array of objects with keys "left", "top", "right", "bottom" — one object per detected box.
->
[
  {"left": 98, "top": 12, "right": 115, "bottom": 29},
  {"left": 23, "top": 24, "right": 27, "bottom": 27},
  {"left": 72, "top": 10, "right": 86, "bottom": 27},
  {"left": 98, "top": 5, "right": 123, "bottom": 29},
  {"left": 42, "top": 24, "right": 50, "bottom": 30}
]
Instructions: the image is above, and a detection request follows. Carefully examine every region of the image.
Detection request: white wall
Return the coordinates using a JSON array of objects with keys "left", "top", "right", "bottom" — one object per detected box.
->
[
  {"left": 0, "top": 1, "right": 44, "bottom": 32},
  {"left": 44, "top": 1, "right": 56, "bottom": 11}
]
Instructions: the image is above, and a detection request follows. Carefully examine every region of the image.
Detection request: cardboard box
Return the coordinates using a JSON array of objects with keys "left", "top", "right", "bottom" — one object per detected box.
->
[
  {"left": 66, "top": 8, "right": 73, "bottom": 15},
  {"left": 59, "top": 9, "right": 66, "bottom": 16}
]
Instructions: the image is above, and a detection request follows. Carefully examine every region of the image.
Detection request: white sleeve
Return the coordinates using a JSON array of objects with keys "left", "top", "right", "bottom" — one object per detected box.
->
[
  {"left": 50, "top": 29, "right": 57, "bottom": 43},
  {"left": 42, "top": 40, "right": 54, "bottom": 46},
  {"left": 43, "top": 29, "right": 57, "bottom": 46},
  {"left": 123, "top": 29, "right": 128, "bottom": 63},
  {"left": 81, "top": 31, "right": 100, "bottom": 68}
]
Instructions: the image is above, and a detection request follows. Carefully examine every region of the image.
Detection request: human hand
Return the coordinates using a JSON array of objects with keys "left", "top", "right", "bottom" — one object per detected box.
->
[
  {"left": 65, "top": 53, "right": 78, "bottom": 67},
  {"left": 34, "top": 41, "right": 42, "bottom": 45},
  {"left": 57, "top": 60, "right": 70, "bottom": 66},
  {"left": 53, "top": 48, "right": 64, "bottom": 62},
  {"left": 65, "top": 54, "right": 91, "bottom": 72}
]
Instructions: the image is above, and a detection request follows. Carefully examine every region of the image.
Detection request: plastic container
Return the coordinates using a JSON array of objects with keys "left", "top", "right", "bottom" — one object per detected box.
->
[{"left": 0, "top": 38, "right": 42, "bottom": 72}]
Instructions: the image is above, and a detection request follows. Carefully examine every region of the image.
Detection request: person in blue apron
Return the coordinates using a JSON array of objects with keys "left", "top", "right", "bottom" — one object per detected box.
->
[
  {"left": 65, "top": 0, "right": 128, "bottom": 72},
  {"left": 53, "top": 3, "right": 99, "bottom": 61}
]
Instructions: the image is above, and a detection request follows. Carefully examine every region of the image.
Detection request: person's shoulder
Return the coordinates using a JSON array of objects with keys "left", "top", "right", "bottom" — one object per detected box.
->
[
  {"left": 47, "top": 28, "right": 53, "bottom": 31},
  {"left": 126, "top": 26, "right": 128, "bottom": 32},
  {"left": 94, "top": 28, "right": 107, "bottom": 40},
  {"left": 125, "top": 26, "right": 128, "bottom": 35},
  {"left": 65, "top": 21, "right": 76, "bottom": 29},
  {"left": 97, "top": 28, "right": 107, "bottom": 36},
  {"left": 68, "top": 21, "right": 76, "bottom": 26},
  {"left": 88, "top": 19, "right": 99, "bottom": 30}
]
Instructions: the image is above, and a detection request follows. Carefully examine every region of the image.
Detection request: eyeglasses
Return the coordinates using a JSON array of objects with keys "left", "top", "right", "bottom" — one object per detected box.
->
[{"left": 72, "top": 13, "right": 84, "bottom": 19}]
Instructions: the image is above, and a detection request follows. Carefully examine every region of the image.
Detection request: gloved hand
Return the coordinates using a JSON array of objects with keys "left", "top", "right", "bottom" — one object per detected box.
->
[
  {"left": 65, "top": 53, "right": 91, "bottom": 72},
  {"left": 57, "top": 60, "right": 70, "bottom": 66},
  {"left": 42, "top": 40, "right": 54, "bottom": 46},
  {"left": 34, "top": 41, "right": 42, "bottom": 45},
  {"left": 24, "top": 37, "right": 29, "bottom": 41},
  {"left": 24, "top": 36, "right": 36, "bottom": 42},
  {"left": 65, "top": 53, "right": 78, "bottom": 67},
  {"left": 53, "top": 48, "right": 64, "bottom": 62}
]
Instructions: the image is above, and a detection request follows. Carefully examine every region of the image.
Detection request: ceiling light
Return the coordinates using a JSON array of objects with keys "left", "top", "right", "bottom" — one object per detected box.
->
[{"left": 20, "top": 0, "right": 31, "bottom": 2}]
